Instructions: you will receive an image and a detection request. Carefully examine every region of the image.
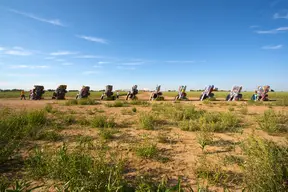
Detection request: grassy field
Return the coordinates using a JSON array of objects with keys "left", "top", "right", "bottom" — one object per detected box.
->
[{"left": 0, "top": 96, "right": 287, "bottom": 191}]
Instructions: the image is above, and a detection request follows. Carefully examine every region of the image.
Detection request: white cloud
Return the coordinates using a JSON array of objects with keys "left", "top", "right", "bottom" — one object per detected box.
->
[
  {"left": 165, "top": 60, "right": 195, "bottom": 63},
  {"left": 98, "top": 61, "right": 110, "bottom": 64},
  {"left": 62, "top": 62, "right": 73, "bottom": 66},
  {"left": 274, "top": 13, "right": 288, "bottom": 19},
  {"left": 10, "top": 9, "right": 64, "bottom": 26},
  {"left": 0, "top": 46, "right": 33, "bottom": 56},
  {"left": 4, "top": 50, "right": 32, "bottom": 56},
  {"left": 120, "top": 62, "right": 144, "bottom": 66},
  {"left": 76, "top": 35, "right": 108, "bottom": 44},
  {"left": 93, "top": 65, "right": 102, "bottom": 68},
  {"left": 261, "top": 45, "right": 283, "bottom": 50},
  {"left": 82, "top": 71, "right": 100, "bottom": 75},
  {"left": 276, "top": 27, "right": 288, "bottom": 31},
  {"left": 10, "top": 65, "right": 49, "bottom": 69},
  {"left": 50, "top": 51, "right": 78, "bottom": 56},
  {"left": 256, "top": 27, "right": 288, "bottom": 34},
  {"left": 74, "top": 55, "right": 102, "bottom": 59}
]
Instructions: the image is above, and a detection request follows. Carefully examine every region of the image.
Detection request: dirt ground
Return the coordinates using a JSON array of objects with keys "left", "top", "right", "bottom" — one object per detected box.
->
[{"left": 0, "top": 92, "right": 287, "bottom": 191}]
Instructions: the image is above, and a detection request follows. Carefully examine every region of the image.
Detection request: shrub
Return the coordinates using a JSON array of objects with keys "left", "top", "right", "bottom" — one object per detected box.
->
[
  {"left": 76, "top": 135, "right": 94, "bottom": 149},
  {"left": 130, "top": 100, "right": 149, "bottom": 106},
  {"left": 26, "top": 144, "right": 126, "bottom": 191},
  {"left": 36, "top": 131, "right": 62, "bottom": 142},
  {"left": 63, "top": 115, "right": 77, "bottom": 125},
  {"left": 132, "top": 107, "right": 137, "bottom": 113},
  {"left": 106, "top": 101, "right": 128, "bottom": 107},
  {"left": 241, "top": 136, "right": 288, "bottom": 191},
  {"left": 27, "top": 110, "right": 47, "bottom": 126},
  {"left": 239, "top": 107, "right": 248, "bottom": 115},
  {"left": 179, "top": 112, "right": 242, "bottom": 133},
  {"left": 196, "top": 155, "right": 238, "bottom": 186},
  {"left": 275, "top": 96, "right": 288, "bottom": 106},
  {"left": 135, "top": 142, "right": 158, "bottom": 159},
  {"left": 196, "top": 129, "right": 213, "bottom": 151},
  {"left": 44, "top": 104, "right": 53, "bottom": 113},
  {"left": 64, "top": 99, "right": 78, "bottom": 106},
  {"left": 91, "top": 115, "right": 116, "bottom": 128},
  {"left": 258, "top": 110, "right": 288, "bottom": 133},
  {"left": 200, "top": 112, "right": 241, "bottom": 133},
  {"left": 121, "top": 108, "right": 134, "bottom": 115},
  {"left": 0, "top": 109, "right": 47, "bottom": 164},
  {"left": 155, "top": 97, "right": 164, "bottom": 101},
  {"left": 228, "top": 107, "right": 235, "bottom": 112},
  {"left": 78, "top": 98, "right": 97, "bottom": 105},
  {"left": 138, "top": 113, "right": 157, "bottom": 130},
  {"left": 99, "top": 128, "right": 117, "bottom": 140},
  {"left": 179, "top": 120, "right": 200, "bottom": 131}
]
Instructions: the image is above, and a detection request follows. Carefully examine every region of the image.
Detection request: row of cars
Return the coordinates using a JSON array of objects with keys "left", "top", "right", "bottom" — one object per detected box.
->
[{"left": 28, "top": 84, "right": 272, "bottom": 101}]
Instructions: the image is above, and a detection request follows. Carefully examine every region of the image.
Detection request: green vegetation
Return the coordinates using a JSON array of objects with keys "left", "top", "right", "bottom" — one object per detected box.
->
[
  {"left": 1, "top": 93, "right": 288, "bottom": 191},
  {"left": 91, "top": 115, "right": 116, "bottom": 128},
  {"left": 0, "top": 109, "right": 47, "bottom": 164},
  {"left": 138, "top": 113, "right": 158, "bottom": 130},
  {"left": 105, "top": 100, "right": 129, "bottom": 107},
  {"left": 258, "top": 110, "right": 288, "bottom": 133},
  {"left": 241, "top": 136, "right": 288, "bottom": 191},
  {"left": 179, "top": 112, "right": 242, "bottom": 133},
  {"left": 26, "top": 144, "right": 127, "bottom": 191},
  {"left": 65, "top": 98, "right": 98, "bottom": 105},
  {"left": 135, "top": 142, "right": 158, "bottom": 159}
]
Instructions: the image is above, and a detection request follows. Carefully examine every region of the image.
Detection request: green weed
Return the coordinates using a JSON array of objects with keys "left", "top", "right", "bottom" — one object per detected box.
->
[
  {"left": 138, "top": 113, "right": 157, "bottom": 130},
  {"left": 99, "top": 128, "right": 118, "bottom": 140},
  {"left": 241, "top": 135, "right": 288, "bottom": 191},
  {"left": 258, "top": 110, "right": 288, "bottom": 133},
  {"left": 64, "top": 99, "right": 78, "bottom": 106},
  {"left": 91, "top": 115, "right": 116, "bottom": 128},
  {"left": 26, "top": 144, "right": 126, "bottom": 191},
  {"left": 44, "top": 104, "right": 53, "bottom": 113},
  {"left": 135, "top": 142, "right": 158, "bottom": 159}
]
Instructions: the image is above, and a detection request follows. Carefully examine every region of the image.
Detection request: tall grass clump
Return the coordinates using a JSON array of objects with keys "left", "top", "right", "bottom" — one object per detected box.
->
[
  {"left": 241, "top": 136, "right": 288, "bottom": 191},
  {"left": 44, "top": 103, "right": 53, "bottom": 113},
  {"left": 159, "top": 104, "right": 205, "bottom": 121},
  {"left": 200, "top": 112, "right": 241, "bottom": 133},
  {"left": 275, "top": 96, "right": 288, "bottom": 106},
  {"left": 135, "top": 142, "right": 158, "bottom": 159},
  {"left": 196, "top": 155, "right": 238, "bottom": 186},
  {"left": 239, "top": 106, "right": 248, "bottom": 115},
  {"left": 91, "top": 115, "right": 116, "bottom": 128},
  {"left": 138, "top": 113, "right": 157, "bottom": 130},
  {"left": 64, "top": 99, "right": 78, "bottom": 106},
  {"left": 78, "top": 98, "right": 98, "bottom": 105},
  {"left": 258, "top": 110, "right": 288, "bottom": 133},
  {"left": 99, "top": 128, "right": 118, "bottom": 140},
  {"left": 26, "top": 144, "right": 127, "bottom": 191},
  {"left": 179, "top": 112, "right": 241, "bottom": 133},
  {"left": 130, "top": 100, "right": 150, "bottom": 106},
  {"left": 106, "top": 101, "right": 128, "bottom": 107},
  {"left": 196, "top": 130, "right": 214, "bottom": 151},
  {"left": 0, "top": 109, "right": 47, "bottom": 163}
]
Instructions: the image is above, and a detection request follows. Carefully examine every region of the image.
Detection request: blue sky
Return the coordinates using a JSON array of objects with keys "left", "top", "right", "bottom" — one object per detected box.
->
[{"left": 0, "top": 0, "right": 287, "bottom": 91}]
